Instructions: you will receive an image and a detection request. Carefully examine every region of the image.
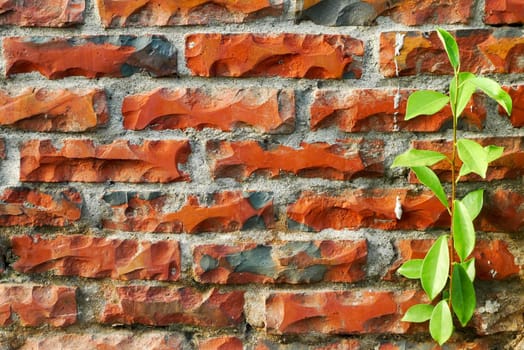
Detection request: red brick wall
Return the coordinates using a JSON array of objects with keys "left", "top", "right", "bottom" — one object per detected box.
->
[{"left": 0, "top": 1, "right": 522, "bottom": 349}]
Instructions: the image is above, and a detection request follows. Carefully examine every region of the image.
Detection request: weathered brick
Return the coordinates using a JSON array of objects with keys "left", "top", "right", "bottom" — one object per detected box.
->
[
  {"left": 4, "top": 36, "right": 176, "bottom": 79},
  {"left": 380, "top": 29, "right": 524, "bottom": 77},
  {"left": 101, "top": 286, "right": 244, "bottom": 327},
  {"left": 0, "top": 139, "right": 5, "bottom": 159},
  {"left": 410, "top": 137, "right": 524, "bottom": 182},
  {"left": 502, "top": 85, "right": 524, "bottom": 127},
  {"left": 97, "top": 0, "right": 283, "bottom": 27},
  {"left": 193, "top": 240, "right": 367, "bottom": 284},
  {"left": 207, "top": 139, "right": 384, "bottom": 181},
  {"left": 378, "top": 339, "right": 492, "bottom": 350},
  {"left": 197, "top": 336, "right": 243, "bottom": 350},
  {"left": 287, "top": 189, "right": 449, "bottom": 232},
  {"left": 0, "top": 88, "right": 108, "bottom": 132},
  {"left": 266, "top": 290, "right": 427, "bottom": 334},
  {"left": 472, "top": 289, "right": 524, "bottom": 335},
  {"left": 0, "top": 0, "right": 84, "bottom": 27},
  {"left": 301, "top": 0, "right": 473, "bottom": 26},
  {"left": 479, "top": 188, "right": 524, "bottom": 233},
  {"left": 310, "top": 89, "right": 485, "bottom": 132},
  {"left": 0, "top": 187, "right": 81, "bottom": 227},
  {"left": 186, "top": 33, "right": 364, "bottom": 79},
  {"left": 385, "top": 239, "right": 520, "bottom": 281},
  {"left": 255, "top": 338, "right": 360, "bottom": 350},
  {"left": 485, "top": 0, "right": 524, "bottom": 25},
  {"left": 20, "top": 139, "right": 190, "bottom": 183},
  {"left": 0, "top": 284, "right": 76, "bottom": 327},
  {"left": 102, "top": 191, "right": 274, "bottom": 233},
  {"left": 19, "top": 332, "right": 185, "bottom": 350},
  {"left": 12, "top": 235, "right": 180, "bottom": 281},
  {"left": 123, "top": 88, "right": 295, "bottom": 133}
]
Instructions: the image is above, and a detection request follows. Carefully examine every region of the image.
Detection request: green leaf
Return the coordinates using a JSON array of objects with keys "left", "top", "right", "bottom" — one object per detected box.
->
[
  {"left": 468, "top": 77, "right": 512, "bottom": 115},
  {"left": 485, "top": 145, "right": 504, "bottom": 163},
  {"left": 453, "top": 200, "right": 476, "bottom": 261},
  {"left": 461, "top": 189, "right": 484, "bottom": 220},
  {"left": 392, "top": 149, "right": 448, "bottom": 168},
  {"left": 430, "top": 300, "right": 454, "bottom": 345},
  {"left": 461, "top": 258, "right": 476, "bottom": 281},
  {"left": 398, "top": 259, "right": 423, "bottom": 279},
  {"left": 450, "top": 72, "right": 475, "bottom": 119},
  {"left": 402, "top": 303, "right": 434, "bottom": 323},
  {"left": 457, "top": 139, "right": 488, "bottom": 178},
  {"left": 421, "top": 235, "right": 450, "bottom": 300},
  {"left": 405, "top": 90, "right": 450, "bottom": 120},
  {"left": 451, "top": 263, "right": 476, "bottom": 327},
  {"left": 436, "top": 28, "right": 460, "bottom": 71},
  {"left": 412, "top": 166, "right": 449, "bottom": 208}
]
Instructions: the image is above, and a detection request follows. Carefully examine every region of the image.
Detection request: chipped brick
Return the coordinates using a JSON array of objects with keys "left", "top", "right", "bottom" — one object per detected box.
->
[{"left": 0, "top": 0, "right": 84, "bottom": 27}]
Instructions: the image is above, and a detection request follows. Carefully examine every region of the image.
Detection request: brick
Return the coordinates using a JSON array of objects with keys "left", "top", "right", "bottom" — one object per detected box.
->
[
  {"left": 102, "top": 191, "right": 274, "bottom": 233},
  {"left": 20, "top": 139, "right": 190, "bottom": 183},
  {"left": 287, "top": 189, "right": 449, "bottom": 232},
  {"left": 101, "top": 286, "right": 244, "bottom": 327},
  {"left": 485, "top": 0, "right": 524, "bottom": 25},
  {"left": 0, "top": 0, "right": 84, "bottom": 27},
  {"left": 301, "top": 0, "right": 473, "bottom": 26},
  {"left": 0, "top": 284, "right": 76, "bottom": 327},
  {"left": 12, "top": 235, "right": 180, "bottom": 281},
  {"left": 19, "top": 332, "right": 185, "bottom": 350},
  {"left": 479, "top": 188, "right": 524, "bottom": 233},
  {"left": 410, "top": 137, "right": 524, "bottom": 182},
  {"left": 385, "top": 239, "right": 520, "bottom": 281},
  {"left": 197, "top": 336, "right": 243, "bottom": 350},
  {"left": 4, "top": 36, "right": 176, "bottom": 79},
  {"left": 266, "top": 290, "right": 427, "bottom": 334},
  {"left": 502, "top": 85, "right": 524, "bottom": 127},
  {"left": 255, "top": 338, "right": 360, "bottom": 350},
  {"left": 380, "top": 29, "right": 524, "bottom": 77},
  {"left": 472, "top": 289, "right": 524, "bottom": 335},
  {"left": 186, "top": 33, "right": 364, "bottom": 79},
  {"left": 193, "top": 240, "right": 367, "bottom": 284},
  {"left": 0, "top": 187, "right": 81, "bottom": 227},
  {"left": 207, "top": 139, "right": 384, "bottom": 181},
  {"left": 0, "top": 88, "right": 108, "bottom": 132},
  {"left": 378, "top": 339, "right": 492, "bottom": 350},
  {"left": 310, "top": 89, "right": 485, "bottom": 132},
  {"left": 97, "top": 0, "right": 283, "bottom": 27},
  {"left": 123, "top": 87, "right": 295, "bottom": 133}
]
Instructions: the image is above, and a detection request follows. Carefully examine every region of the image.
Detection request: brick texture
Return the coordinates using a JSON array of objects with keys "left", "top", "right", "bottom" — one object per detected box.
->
[
  {"left": 485, "top": 0, "right": 524, "bottom": 25},
  {"left": 0, "top": 0, "right": 84, "bottom": 27}
]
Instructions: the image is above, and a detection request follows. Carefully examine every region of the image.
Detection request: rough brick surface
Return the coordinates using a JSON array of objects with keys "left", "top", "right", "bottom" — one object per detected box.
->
[
  {"left": 479, "top": 188, "right": 524, "bottom": 233},
  {"left": 485, "top": 0, "right": 524, "bottom": 25},
  {"left": 197, "top": 336, "right": 243, "bottom": 350},
  {"left": 0, "top": 187, "right": 81, "bottom": 227},
  {"left": 0, "top": 139, "right": 5, "bottom": 159},
  {"left": 102, "top": 191, "right": 274, "bottom": 233},
  {"left": 193, "top": 240, "right": 367, "bottom": 284},
  {"left": 101, "top": 286, "right": 244, "bottom": 327},
  {"left": 380, "top": 29, "right": 524, "bottom": 77},
  {"left": 97, "top": 0, "right": 283, "bottom": 27},
  {"left": 266, "top": 290, "right": 427, "bottom": 334},
  {"left": 0, "top": 0, "right": 84, "bottom": 27},
  {"left": 12, "top": 235, "right": 181, "bottom": 281},
  {"left": 502, "top": 85, "right": 524, "bottom": 127},
  {"left": 207, "top": 139, "right": 384, "bottom": 180},
  {"left": 0, "top": 285, "right": 76, "bottom": 327},
  {"left": 4, "top": 36, "right": 176, "bottom": 79},
  {"left": 0, "top": 88, "right": 108, "bottom": 132},
  {"left": 123, "top": 88, "right": 295, "bottom": 133},
  {"left": 310, "top": 89, "right": 486, "bottom": 132},
  {"left": 186, "top": 33, "right": 364, "bottom": 79},
  {"left": 20, "top": 139, "right": 190, "bottom": 183},
  {"left": 255, "top": 338, "right": 360, "bottom": 350}
]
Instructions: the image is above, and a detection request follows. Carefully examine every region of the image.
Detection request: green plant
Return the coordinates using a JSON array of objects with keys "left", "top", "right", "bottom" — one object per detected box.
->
[{"left": 391, "top": 28, "right": 512, "bottom": 345}]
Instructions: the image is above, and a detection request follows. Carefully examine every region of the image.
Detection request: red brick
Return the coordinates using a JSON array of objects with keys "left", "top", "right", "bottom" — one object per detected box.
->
[
  {"left": 385, "top": 239, "right": 520, "bottom": 281},
  {"left": 0, "top": 0, "right": 84, "bottom": 27},
  {"left": 97, "top": 0, "right": 283, "bottom": 27},
  {"left": 266, "top": 290, "right": 427, "bottom": 334},
  {"left": 102, "top": 191, "right": 274, "bottom": 233},
  {"left": 20, "top": 139, "right": 190, "bottom": 183},
  {"left": 255, "top": 338, "right": 360, "bottom": 350},
  {"left": 12, "top": 235, "right": 180, "bottom": 281},
  {"left": 20, "top": 332, "right": 185, "bottom": 350},
  {"left": 479, "top": 188, "right": 524, "bottom": 233},
  {"left": 0, "top": 284, "right": 76, "bottom": 327},
  {"left": 502, "top": 85, "right": 524, "bottom": 127},
  {"left": 472, "top": 290, "right": 524, "bottom": 335},
  {"left": 287, "top": 189, "right": 449, "bottom": 232},
  {"left": 0, "top": 187, "right": 81, "bottom": 227},
  {"left": 379, "top": 339, "right": 492, "bottom": 350},
  {"left": 197, "top": 336, "right": 243, "bottom": 350},
  {"left": 193, "top": 240, "right": 367, "bottom": 284},
  {"left": 410, "top": 137, "right": 524, "bottom": 182},
  {"left": 186, "top": 33, "right": 364, "bottom": 79},
  {"left": 0, "top": 88, "right": 108, "bottom": 132},
  {"left": 101, "top": 286, "right": 244, "bottom": 327},
  {"left": 310, "top": 89, "right": 485, "bottom": 132},
  {"left": 485, "top": 0, "right": 524, "bottom": 25},
  {"left": 3, "top": 36, "right": 176, "bottom": 79},
  {"left": 123, "top": 88, "right": 295, "bottom": 133},
  {"left": 380, "top": 29, "right": 524, "bottom": 77},
  {"left": 208, "top": 139, "right": 384, "bottom": 181}
]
